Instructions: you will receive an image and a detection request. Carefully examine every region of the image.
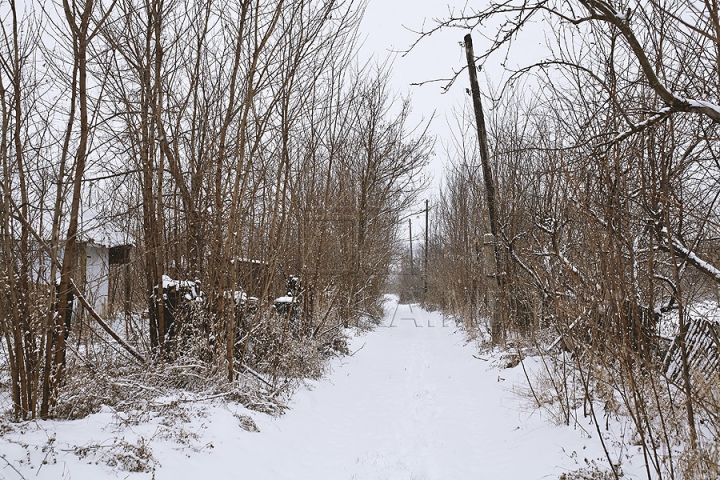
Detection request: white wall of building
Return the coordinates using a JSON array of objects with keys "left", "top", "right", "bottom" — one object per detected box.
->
[{"left": 83, "top": 242, "right": 109, "bottom": 317}]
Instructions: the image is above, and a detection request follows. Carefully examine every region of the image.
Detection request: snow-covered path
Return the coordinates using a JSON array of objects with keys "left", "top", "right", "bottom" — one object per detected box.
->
[
  {"left": 163, "top": 297, "right": 610, "bottom": 479},
  {"left": 1, "top": 297, "right": 625, "bottom": 480}
]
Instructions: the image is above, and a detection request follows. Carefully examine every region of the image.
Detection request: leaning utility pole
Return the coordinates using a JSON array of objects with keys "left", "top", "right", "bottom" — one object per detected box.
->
[
  {"left": 464, "top": 33, "right": 505, "bottom": 343},
  {"left": 424, "top": 199, "right": 429, "bottom": 296}
]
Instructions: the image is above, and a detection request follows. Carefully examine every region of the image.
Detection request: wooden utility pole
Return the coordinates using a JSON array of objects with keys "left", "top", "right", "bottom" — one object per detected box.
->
[
  {"left": 424, "top": 199, "right": 429, "bottom": 296},
  {"left": 464, "top": 33, "right": 505, "bottom": 343},
  {"left": 409, "top": 218, "right": 414, "bottom": 277}
]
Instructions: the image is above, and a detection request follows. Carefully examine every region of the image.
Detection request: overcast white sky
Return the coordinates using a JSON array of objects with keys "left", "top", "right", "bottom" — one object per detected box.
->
[
  {"left": 358, "top": 1, "right": 467, "bottom": 193},
  {"left": 358, "top": 1, "right": 552, "bottom": 168},
  {"left": 358, "top": 1, "right": 550, "bottom": 239}
]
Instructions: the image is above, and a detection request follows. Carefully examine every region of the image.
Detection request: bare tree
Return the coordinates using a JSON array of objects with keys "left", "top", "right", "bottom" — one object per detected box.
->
[{"left": 423, "top": 0, "right": 720, "bottom": 473}]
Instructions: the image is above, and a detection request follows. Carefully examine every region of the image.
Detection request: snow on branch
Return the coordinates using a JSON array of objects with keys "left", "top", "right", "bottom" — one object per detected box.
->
[
  {"left": 611, "top": 107, "right": 673, "bottom": 143},
  {"left": 508, "top": 242, "right": 553, "bottom": 297},
  {"left": 660, "top": 232, "right": 720, "bottom": 283},
  {"left": 586, "top": 0, "right": 720, "bottom": 123}
]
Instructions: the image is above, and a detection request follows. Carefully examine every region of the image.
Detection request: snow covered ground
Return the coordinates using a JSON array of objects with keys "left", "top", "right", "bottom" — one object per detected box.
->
[{"left": 1, "top": 296, "right": 646, "bottom": 479}]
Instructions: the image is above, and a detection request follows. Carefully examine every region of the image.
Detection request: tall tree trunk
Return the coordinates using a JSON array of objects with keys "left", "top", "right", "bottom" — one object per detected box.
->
[
  {"left": 47, "top": 0, "right": 95, "bottom": 417},
  {"left": 0, "top": 66, "right": 27, "bottom": 419}
]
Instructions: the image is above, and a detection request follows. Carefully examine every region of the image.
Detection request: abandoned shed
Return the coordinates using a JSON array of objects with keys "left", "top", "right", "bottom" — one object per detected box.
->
[{"left": 70, "top": 240, "right": 133, "bottom": 319}]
